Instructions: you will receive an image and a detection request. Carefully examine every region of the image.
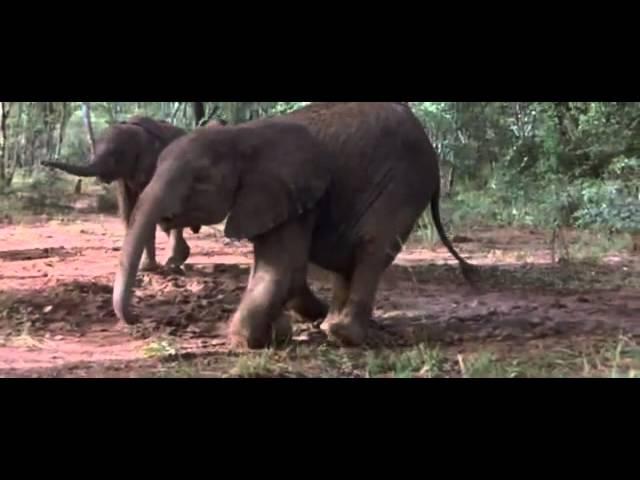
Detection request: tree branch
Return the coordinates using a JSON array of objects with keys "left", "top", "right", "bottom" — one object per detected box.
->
[
  {"left": 191, "top": 102, "right": 206, "bottom": 128},
  {"left": 170, "top": 102, "right": 183, "bottom": 123},
  {"left": 203, "top": 104, "right": 222, "bottom": 125},
  {"left": 0, "top": 102, "right": 12, "bottom": 184}
]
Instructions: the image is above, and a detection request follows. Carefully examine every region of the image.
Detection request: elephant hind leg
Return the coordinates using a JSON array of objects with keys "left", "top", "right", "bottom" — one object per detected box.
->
[
  {"left": 321, "top": 257, "right": 387, "bottom": 347},
  {"left": 329, "top": 272, "right": 351, "bottom": 315},
  {"left": 286, "top": 284, "right": 328, "bottom": 322},
  {"left": 165, "top": 228, "right": 190, "bottom": 268}
]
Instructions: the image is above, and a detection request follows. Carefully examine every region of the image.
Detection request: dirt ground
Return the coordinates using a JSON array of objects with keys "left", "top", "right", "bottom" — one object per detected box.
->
[{"left": 1, "top": 213, "right": 639, "bottom": 377}]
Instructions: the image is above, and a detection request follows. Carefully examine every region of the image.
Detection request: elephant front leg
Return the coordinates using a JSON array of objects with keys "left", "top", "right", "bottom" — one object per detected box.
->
[
  {"left": 242, "top": 259, "right": 326, "bottom": 326},
  {"left": 165, "top": 228, "right": 191, "bottom": 270},
  {"left": 228, "top": 220, "right": 313, "bottom": 350},
  {"left": 139, "top": 225, "right": 160, "bottom": 272},
  {"left": 228, "top": 270, "right": 293, "bottom": 350}
]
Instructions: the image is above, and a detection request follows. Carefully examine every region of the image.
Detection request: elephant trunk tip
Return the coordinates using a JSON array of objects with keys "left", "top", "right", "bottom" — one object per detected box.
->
[
  {"left": 112, "top": 273, "right": 138, "bottom": 325},
  {"left": 40, "top": 161, "right": 102, "bottom": 178}
]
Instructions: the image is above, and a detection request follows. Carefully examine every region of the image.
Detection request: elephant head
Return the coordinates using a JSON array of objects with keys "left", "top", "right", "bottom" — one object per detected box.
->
[
  {"left": 42, "top": 116, "right": 185, "bottom": 184},
  {"left": 112, "top": 120, "right": 332, "bottom": 324}
]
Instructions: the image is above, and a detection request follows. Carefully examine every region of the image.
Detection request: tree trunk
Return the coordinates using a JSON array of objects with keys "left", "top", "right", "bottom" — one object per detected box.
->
[
  {"left": 0, "top": 103, "right": 6, "bottom": 184},
  {"left": 25, "top": 103, "right": 36, "bottom": 174},
  {"left": 181, "top": 103, "right": 189, "bottom": 125},
  {"left": 54, "top": 102, "right": 69, "bottom": 161},
  {"left": 0, "top": 102, "right": 12, "bottom": 186},
  {"left": 227, "top": 102, "right": 247, "bottom": 125},
  {"left": 170, "top": 102, "right": 183, "bottom": 123},
  {"left": 13, "top": 102, "right": 24, "bottom": 172},
  {"left": 204, "top": 104, "right": 222, "bottom": 124},
  {"left": 43, "top": 102, "right": 55, "bottom": 165},
  {"left": 105, "top": 102, "right": 117, "bottom": 124},
  {"left": 447, "top": 164, "right": 456, "bottom": 196},
  {"left": 192, "top": 102, "right": 206, "bottom": 127},
  {"left": 82, "top": 102, "right": 96, "bottom": 156}
]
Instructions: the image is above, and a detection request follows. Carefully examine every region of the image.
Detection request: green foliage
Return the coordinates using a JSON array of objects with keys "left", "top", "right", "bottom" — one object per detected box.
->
[
  {"left": 571, "top": 155, "right": 640, "bottom": 233},
  {"left": 2, "top": 101, "right": 639, "bottom": 239},
  {"left": 407, "top": 102, "right": 640, "bottom": 235},
  {"left": 0, "top": 168, "right": 77, "bottom": 218},
  {"left": 573, "top": 179, "right": 640, "bottom": 233},
  {"left": 265, "top": 102, "right": 310, "bottom": 116},
  {"left": 142, "top": 338, "right": 178, "bottom": 359}
]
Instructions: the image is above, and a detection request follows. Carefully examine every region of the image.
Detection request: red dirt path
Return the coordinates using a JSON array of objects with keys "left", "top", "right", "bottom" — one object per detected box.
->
[{"left": 1, "top": 215, "right": 639, "bottom": 377}]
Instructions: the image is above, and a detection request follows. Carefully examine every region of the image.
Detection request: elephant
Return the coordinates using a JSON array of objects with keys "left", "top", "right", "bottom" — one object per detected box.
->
[
  {"left": 42, "top": 115, "right": 208, "bottom": 271},
  {"left": 111, "top": 102, "right": 476, "bottom": 348}
]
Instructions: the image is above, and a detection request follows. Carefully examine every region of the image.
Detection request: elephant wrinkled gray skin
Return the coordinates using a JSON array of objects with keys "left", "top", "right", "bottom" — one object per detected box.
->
[
  {"left": 112, "top": 103, "right": 476, "bottom": 348},
  {"left": 43, "top": 116, "right": 210, "bottom": 271}
]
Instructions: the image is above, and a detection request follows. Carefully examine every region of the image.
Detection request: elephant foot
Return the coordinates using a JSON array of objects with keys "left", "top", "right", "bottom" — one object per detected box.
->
[
  {"left": 321, "top": 303, "right": 373, "bottom": 347},
  {"left": 228, "top": 313, "right": 293, "bottom": 350},
  {"left": 165, "top": 257, "right": 185, "bottom": 268},
  {"left": 272, "top": 313, "right": 294, "bottom": 347},
  {"left": 164, "top": 259, "right": 187, "bottom": 276},
  {"left": 322, "top": 314, "right": 404, "bottom": 348},
  {"left": 169, "top": 242, "right": 191, "bottom": 266},
  {"left": 140, "top": 259, "right": 160, "bottom": 273},
  {"left": 164, "top": 263, "right": 187, "bottom": 277},
  {"left": 321, "top": 317, "right": 367, "bottom": 347}
]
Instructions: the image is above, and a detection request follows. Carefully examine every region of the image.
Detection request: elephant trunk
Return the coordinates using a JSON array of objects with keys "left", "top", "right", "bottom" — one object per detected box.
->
[
  {"left": 112, "top": 190, "right": 165, "bottom": 324},
  {"left": 42, "top": 161, "right": 102, "bottom": 178}
]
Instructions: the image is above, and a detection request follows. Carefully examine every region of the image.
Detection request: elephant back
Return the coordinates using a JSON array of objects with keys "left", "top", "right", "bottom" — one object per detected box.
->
[
  {"left": 125, "top": 116, "right": 186, "bottom": 147},
  {"left": 277, "top": 103, "right": 439, "bottom": 267}
]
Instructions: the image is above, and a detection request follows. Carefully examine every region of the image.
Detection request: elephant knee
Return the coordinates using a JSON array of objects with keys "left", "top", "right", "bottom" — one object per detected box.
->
[
  {"left": 230, "top": 272, "right": 294, "bottom": 349},
  {"left": 245, "top": 271, "right": 290, "bottom": 311}
]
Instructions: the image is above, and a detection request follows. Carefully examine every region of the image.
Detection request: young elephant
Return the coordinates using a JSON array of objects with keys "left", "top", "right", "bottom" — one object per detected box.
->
[
  {"left": 112, "top": 103, "right": 475, "bottom": 348},
  {"left": 43, "top": 116, "right": 202, "bottom": 271}
]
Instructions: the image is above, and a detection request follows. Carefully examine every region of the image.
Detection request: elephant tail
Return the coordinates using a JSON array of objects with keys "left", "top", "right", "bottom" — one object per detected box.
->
[{"left": 430, "top": 187, "right": 479, "bottom": 285}]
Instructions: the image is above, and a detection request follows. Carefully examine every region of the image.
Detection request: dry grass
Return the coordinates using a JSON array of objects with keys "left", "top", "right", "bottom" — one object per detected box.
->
[{"left": 136, "top": 336, "right": 640, "bottom": 378}]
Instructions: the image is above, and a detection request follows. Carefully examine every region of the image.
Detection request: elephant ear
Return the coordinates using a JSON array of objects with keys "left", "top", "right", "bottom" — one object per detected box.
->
[{"left": 224, "top": 123, "right": 331, "bottom": 240}]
